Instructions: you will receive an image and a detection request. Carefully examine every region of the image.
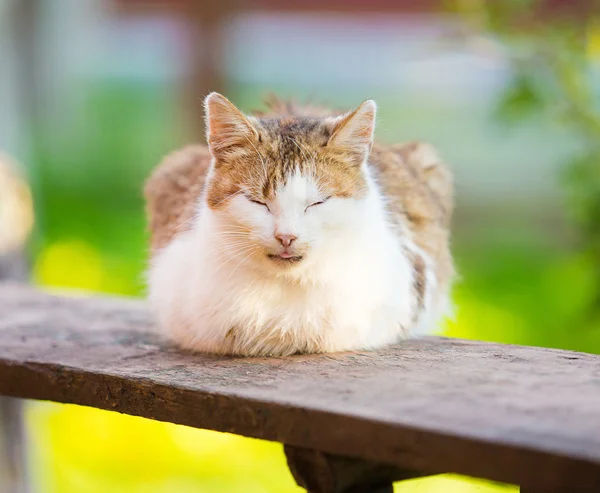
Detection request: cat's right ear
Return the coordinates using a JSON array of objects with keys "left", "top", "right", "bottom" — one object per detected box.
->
[
  {"left": 327, "top": 100, "right": 376, "bottom": 166},
  {"left": 204, "top": 93, "right": 259, "bottom": 159}
]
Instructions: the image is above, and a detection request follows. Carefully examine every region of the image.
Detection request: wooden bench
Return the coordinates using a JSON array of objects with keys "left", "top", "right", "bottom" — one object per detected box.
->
[{"left": 1, "top": 282, "right": 599, "bottom": 493}]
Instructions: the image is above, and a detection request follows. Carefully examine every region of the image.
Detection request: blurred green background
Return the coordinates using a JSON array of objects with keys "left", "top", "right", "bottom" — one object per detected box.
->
[{"left": 1, "top": 0, "right": 599, "bottom": 491}]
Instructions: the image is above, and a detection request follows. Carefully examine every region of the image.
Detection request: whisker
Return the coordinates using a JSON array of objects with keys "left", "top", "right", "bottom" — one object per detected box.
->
[
  {"left": 227, "top": 246, "right": 261, "bottom": 280},
  {"left": 207, "top": 244, "right": 259, "bottom": 282},
  {"left": 173, "top": 213, "right": 199, "bottom": 233},
  {"left": 210, "top": 189, "right": 245, "bottom": 209}
]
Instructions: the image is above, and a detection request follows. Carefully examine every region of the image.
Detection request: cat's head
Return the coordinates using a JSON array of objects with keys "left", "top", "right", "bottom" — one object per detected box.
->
[{"left": 202, "top": 93, "right": 376, "bottom": 275}]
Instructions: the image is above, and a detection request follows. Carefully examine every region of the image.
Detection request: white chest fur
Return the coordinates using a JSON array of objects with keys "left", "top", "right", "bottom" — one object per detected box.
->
[{"left": 148, "top": 190, "right": 421, "bottom": 356}]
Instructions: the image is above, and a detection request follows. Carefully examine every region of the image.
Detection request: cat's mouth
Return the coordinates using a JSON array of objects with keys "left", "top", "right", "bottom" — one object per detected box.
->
[{"left": 267, "top": 253, "right": 304, "bottom": 265}]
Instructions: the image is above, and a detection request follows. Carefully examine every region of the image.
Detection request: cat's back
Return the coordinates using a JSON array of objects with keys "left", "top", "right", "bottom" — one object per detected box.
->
[
  {"left": 370, "top": 141, "right": 453, "bottom": 241},
  {"left": 145, "top": 145, "right": 211, "bottom": 251},
  {"left": 369, "top": 140, "right": 454, "bottom": 295}
]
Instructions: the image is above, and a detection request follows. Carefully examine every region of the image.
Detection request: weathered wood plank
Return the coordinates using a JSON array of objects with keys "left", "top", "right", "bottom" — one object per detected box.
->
[{"left": 0, "top": 283, "right": 599, "bottom": 492}]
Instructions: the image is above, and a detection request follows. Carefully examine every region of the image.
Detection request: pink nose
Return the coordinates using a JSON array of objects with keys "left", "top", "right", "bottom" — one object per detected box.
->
[{"left": 276, "top": 233, "right": 297, "bottom": 247}]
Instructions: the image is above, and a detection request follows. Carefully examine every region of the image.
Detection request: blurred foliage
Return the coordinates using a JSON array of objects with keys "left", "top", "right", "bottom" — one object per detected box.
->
[
  {"left": 453, "top": 0, "right": 600, "bottom": 323},
  {"left": 21, "top": 2, "right": 600, "bottom": 492},
  {"left": 32, "top": 83, "right": 178, "bottom": 294},
  {"left": 26, "top": 403, "right": 304, "bottom": 493}
]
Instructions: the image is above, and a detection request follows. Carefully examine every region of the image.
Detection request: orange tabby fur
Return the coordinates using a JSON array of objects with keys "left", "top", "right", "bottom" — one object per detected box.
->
[{"left": 145, "top": 99, "right": 454, "bottom": 302}]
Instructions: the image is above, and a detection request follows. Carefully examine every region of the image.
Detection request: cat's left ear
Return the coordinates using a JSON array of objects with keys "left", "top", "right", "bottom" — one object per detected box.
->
[
  {"left": 327, "top": 100, "right": 376, "bottom": 164},
  {"left": 204, "top": 92, "right": 259, "bottom": 159}
]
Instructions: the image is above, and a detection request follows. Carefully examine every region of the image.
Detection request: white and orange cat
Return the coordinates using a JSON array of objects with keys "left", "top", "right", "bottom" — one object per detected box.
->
[{"left": 145, "top": 93, "right": 454, "bottom": 356}]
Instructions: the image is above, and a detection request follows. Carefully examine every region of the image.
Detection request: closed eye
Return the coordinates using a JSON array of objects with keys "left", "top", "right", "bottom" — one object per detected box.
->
[
  {"left": 305, "top": 196, "right": 331, "bottom": 212},
  {"left": 247, "top": 196, "right": 270, "bottom": 212}
]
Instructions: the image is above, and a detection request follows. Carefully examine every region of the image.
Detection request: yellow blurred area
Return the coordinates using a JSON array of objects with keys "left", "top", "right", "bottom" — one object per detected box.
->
[
  {"left": 26, "top": 403, "right": 515, "bottom": 493},
  {"left": 33, "top": 239, "right": 131, "bottom": 294},
  {"left": 26, "top": 403, "right": 303, "bottom": 493},
  {"left": 444, "top": 292, "right": 527, "bottom": 342},
  {"left": 589, "top": 20, "right": 600, "bottom": 58}
]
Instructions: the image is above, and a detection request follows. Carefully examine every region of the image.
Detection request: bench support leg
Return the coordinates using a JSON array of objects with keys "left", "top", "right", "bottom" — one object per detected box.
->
[
  {"left": 284, "top": 446, "right": 427, "bottom": 493},
  {"left": 520, "top": 489, "right": 580, "bottom": 493},
  {"left": 0, "top": 397, "right": 29, "bottom": 493}
]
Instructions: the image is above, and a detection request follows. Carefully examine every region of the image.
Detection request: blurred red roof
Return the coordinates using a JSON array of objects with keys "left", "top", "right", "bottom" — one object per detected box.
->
[
  {"left": 111, "top": 0, "right": 595, "bottom": 20},
  {"left": 111, "top": 0, "right": 442, "bottom": 13}
]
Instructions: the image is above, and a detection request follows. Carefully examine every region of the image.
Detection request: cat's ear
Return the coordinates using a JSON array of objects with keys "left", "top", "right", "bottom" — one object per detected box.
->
[
  {"left": 327, "top": 100, "right": 376, "bottom": 164},
  {"left": 204, "top": 92, "right": 259, "bottom": 158}
]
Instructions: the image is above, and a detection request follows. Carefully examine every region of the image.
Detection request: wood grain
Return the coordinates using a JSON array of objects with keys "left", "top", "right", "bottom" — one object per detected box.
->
[{"left": 1, "top": 283, "right": 600, "bottom": 491}]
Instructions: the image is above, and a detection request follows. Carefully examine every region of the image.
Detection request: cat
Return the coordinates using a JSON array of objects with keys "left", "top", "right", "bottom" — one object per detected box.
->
[{"left": 145, "top": 93, "right": 454, "bottom": 356}]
